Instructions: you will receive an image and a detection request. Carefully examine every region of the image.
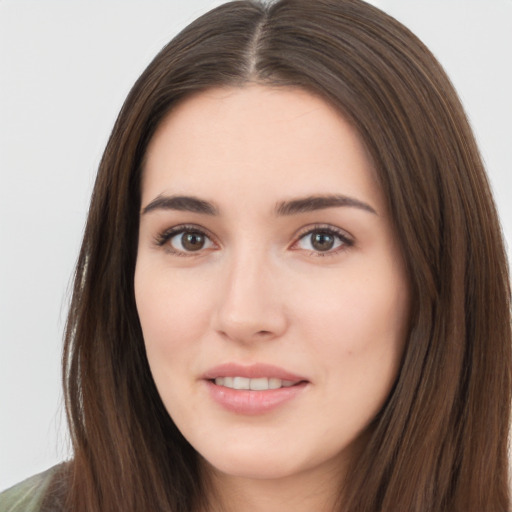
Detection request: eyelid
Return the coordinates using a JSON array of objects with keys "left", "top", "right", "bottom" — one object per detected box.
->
[
  {"left": 154, "top": 224, "right": 218, "bottom": 255},
  {"left": 290, "top": 224, "right": 354, "bottom": 255}
]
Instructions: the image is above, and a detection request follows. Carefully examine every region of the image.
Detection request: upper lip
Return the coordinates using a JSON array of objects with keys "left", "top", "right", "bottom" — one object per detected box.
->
[{"left": 202, "top": 363, "right": 308, "bottom": 382}]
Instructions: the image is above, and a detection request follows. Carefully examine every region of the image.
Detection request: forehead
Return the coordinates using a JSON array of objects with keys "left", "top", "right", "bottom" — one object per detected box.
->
[{"left": 142, "top": 85, "right": 383, "bottom": 212}]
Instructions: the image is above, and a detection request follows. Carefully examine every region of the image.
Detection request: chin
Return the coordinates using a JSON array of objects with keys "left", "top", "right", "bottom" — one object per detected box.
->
[
  {"left": 205, "top": 456, "right": 302, "bottom": 481},
  {"left": 199, "top": 441, "right": 345, "bottom": 483}
]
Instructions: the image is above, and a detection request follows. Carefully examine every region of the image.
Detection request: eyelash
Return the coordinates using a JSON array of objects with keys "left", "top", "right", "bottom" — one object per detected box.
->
[
  {"left": 154, "top": 223, "right": 354, "bottom": 257},
  {"left": 292, "top": 224, "right": 354, "bottom": 257},
  {"left": 154, "top": 224, "right": 216, "bottom": 257}
]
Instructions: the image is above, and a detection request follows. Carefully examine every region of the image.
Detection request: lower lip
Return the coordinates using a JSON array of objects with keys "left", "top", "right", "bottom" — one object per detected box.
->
[{"left": 204, "top": 380, "right": 308, "bottom": 415}]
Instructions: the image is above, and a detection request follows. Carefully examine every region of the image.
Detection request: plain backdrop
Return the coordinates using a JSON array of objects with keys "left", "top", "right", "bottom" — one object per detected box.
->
[{"left": 1, "top": 0, "right": 511, "bottom": 491}]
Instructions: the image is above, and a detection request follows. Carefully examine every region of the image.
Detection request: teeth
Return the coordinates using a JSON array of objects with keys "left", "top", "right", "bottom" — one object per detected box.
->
[
  {"left": 233, "top": 376, "right": 250, "bottom": 389},
  {"left": 268, "top": 377, "right": 281, "bottom": 389},
  {"left": 214, "top": 377, "right": 298, "bottom": 390}
]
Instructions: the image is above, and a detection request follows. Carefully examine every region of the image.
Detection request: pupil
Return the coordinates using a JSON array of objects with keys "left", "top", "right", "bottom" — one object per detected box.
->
[
  {"left": 182, "top": 232, "right": 204, "bottom": 251},
  {"left": 312, "top": 232, "right": 334, "bottom": 251}
]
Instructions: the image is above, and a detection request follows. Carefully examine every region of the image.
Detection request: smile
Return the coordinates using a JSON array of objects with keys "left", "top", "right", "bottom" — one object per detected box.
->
[
  {"left": 213, "top": 377, "right": 298, "bottom": 390},
  {"left": 203, "top": 363, "right": 309, "bottom": 414}
]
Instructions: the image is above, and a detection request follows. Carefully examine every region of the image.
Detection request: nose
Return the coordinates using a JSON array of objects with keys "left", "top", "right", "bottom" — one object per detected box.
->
[{"left": 213, "top": 249, "right": 288, "bottom": 344}]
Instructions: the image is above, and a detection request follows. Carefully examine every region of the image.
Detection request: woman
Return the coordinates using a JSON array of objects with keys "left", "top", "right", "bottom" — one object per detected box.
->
[{"left": 2, "top": 0, "right": 510, "bottom": 511}]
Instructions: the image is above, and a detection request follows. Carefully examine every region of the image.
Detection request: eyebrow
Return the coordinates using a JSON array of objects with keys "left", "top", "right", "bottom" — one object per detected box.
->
[
  {"left": 275, "top": 194, "right": 377, "bottom": 216},
  {"left": 141, "top": 195, "right": 219, "bottom": 215},
  {"left": 141, "top": 193, "right": 377, "bottom": 216}
]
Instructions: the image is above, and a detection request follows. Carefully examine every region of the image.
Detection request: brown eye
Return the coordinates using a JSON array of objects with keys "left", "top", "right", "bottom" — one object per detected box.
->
[
  {"left": 311, "top": 232, "right": 335, "bottom": 251},
  {"left": 296, "top": 227, "right": 351, "bottom": 254},
  {"left": 168, "top": 229, "right": 214, "bottom": 254},
  {"left": 181, "top": 232, "right": 206, "bottom": 251}
]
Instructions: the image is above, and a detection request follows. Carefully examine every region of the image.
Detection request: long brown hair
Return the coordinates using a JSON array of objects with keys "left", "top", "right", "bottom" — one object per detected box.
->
[{"left": 51, "top": 1, "right": 511, "bottom": 511}]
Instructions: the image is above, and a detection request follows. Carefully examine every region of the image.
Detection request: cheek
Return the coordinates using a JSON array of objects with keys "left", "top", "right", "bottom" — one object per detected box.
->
[
  {"left": 134, "top": 265, "right": 213, "bottom": 367},
  {"left": 300, "top": 272, "right": 406, "bottom": 342},
  {"left": 134, "top": 266, "right": 217, "bottom": 424},
  {"left": 295, "top": 255, "right": 409, "bottom": 388}
]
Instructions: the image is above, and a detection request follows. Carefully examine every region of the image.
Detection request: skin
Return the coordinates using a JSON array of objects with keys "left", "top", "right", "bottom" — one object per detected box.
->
[{"left": 135, "top": 85, "right": 410, "bottom": 512}]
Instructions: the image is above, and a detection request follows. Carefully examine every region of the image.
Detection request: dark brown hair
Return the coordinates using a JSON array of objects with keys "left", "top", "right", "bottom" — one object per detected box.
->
[{"left": 53, "top": 1, "right": 511, "bottom": 511}]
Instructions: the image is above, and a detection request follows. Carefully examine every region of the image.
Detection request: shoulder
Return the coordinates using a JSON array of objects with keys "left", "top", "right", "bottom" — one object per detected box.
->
[{"left": 0, "top": 465, "right": 63, "bottom": 512}]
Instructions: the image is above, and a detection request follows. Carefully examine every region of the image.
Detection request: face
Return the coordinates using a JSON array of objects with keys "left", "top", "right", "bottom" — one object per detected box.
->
[{"left": 135, "top": 85, "right": 409, "bottom": 485}]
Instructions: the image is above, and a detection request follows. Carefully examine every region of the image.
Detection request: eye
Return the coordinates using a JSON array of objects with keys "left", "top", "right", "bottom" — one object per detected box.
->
[
  {"left": 294, "top": 226, "right": 353, "bottom": 255},
  {"left": 156, "top": 225, "right": 215, "bottom": 255}
]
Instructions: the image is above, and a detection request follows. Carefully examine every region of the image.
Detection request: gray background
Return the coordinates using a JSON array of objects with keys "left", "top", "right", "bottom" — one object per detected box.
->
[{"left": 1, "top": 0, "right": 511, "bottom": 490}]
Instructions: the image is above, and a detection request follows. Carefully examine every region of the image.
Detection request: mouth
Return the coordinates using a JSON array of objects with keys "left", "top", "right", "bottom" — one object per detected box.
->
[
  {"left": 202, "top": 363, "right": 309, "bottom": 414},
  {"left": 203, "top": 362, "right": 308, "bottom": 388},
  {"left": 211, "top": 376, "right": 304, "bottom": 390}
]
